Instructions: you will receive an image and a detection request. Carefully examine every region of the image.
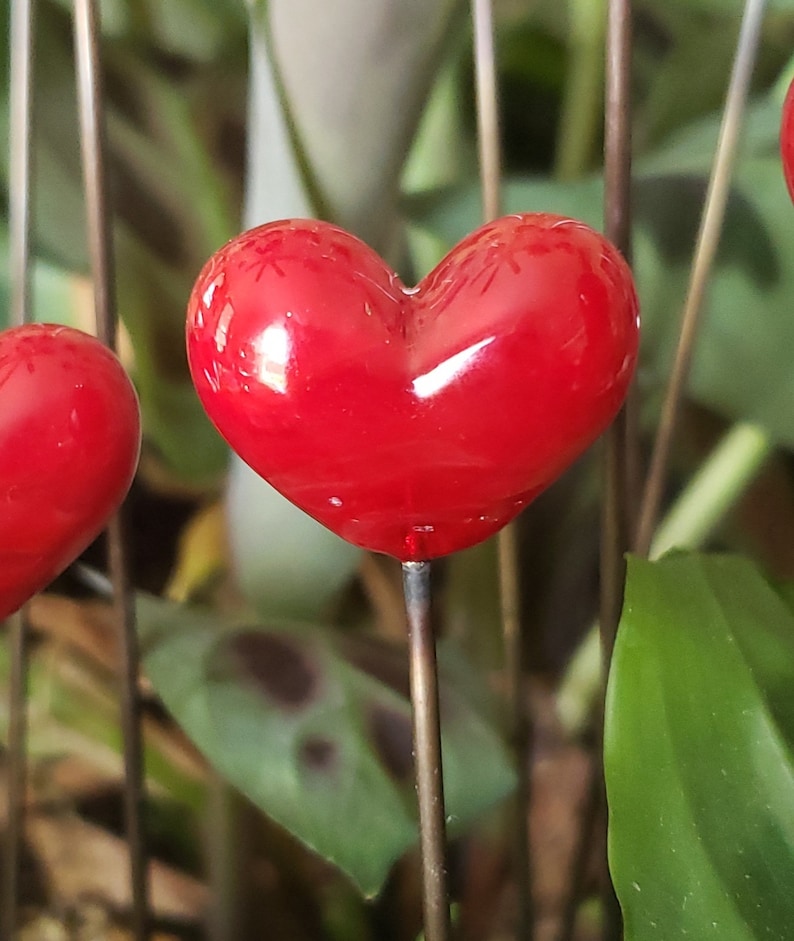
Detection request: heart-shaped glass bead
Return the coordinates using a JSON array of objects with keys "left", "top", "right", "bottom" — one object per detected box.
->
[
  {"left": 187, "top": 214, "right": 639, "bottom": 561},
  {"left": 0, "top": 324, "right": 141, "bottom": 618}
]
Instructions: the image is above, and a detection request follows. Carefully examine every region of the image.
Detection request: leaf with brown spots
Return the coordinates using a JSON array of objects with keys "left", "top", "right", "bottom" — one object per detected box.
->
[{"left": 137, "top": 593, "right": 515, "bottom": 896}]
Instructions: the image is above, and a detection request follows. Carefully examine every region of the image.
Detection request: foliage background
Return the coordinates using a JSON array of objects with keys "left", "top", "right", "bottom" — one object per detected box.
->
[{"left": 3, "top": 1, "right": 794, "bottom": 939}]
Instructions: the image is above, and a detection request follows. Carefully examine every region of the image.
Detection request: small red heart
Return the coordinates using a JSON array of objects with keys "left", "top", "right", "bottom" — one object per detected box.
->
[
  {"left": 0, "top": 324, "right": 141, "bottom": 619},
  {"left": 187, "top": 215, "right": 639, "bottom": 561}
]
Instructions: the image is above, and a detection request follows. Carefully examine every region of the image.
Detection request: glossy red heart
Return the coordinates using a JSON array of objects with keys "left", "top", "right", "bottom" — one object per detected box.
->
[
  {"left": 782, "top": 77, "right": 794, "bottom": 203},
  {"left": 0, "top": 324, "right": 141, "bottom": 619},
  {"left": 186, "top": 215, "right": 639, "bottom": 561}
]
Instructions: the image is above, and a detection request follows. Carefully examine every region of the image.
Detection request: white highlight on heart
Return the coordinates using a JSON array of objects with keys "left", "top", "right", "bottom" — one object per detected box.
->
[
  {"left": 253, "top": 323, "right": 291, "bottom": 394},
  {"left": 411, "top": 336, "right": 495, "bottom": 400}
]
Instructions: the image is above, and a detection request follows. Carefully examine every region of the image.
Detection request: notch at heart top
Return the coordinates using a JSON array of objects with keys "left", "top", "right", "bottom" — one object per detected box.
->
[{"left": 187, "top": 214, "right": 639, "bottom": 561}]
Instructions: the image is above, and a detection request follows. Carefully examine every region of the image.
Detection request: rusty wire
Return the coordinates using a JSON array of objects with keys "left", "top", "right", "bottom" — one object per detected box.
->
[
  {"left": 559, "top": 2, "right": 635, "bottom": 939},
  {"left": 3, "top": 1, "right": 36, "bottom": 938},
  {"left": 634, "top": 0, "right": 768, "bottom": 557},
  {"left": 403, "top": 561, "right": 451, "bottom": 941},
  {"left": 73, "top": 0, "right": 150, "bottom": 937},
  {"left": 471, "top": 0, "right": 535, "bottom": 938}
]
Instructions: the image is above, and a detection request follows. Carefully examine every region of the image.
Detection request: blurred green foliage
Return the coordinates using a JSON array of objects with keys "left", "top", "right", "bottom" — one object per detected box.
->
[{"left": 5, "top": 0, "right": 794, "bottom": 926}]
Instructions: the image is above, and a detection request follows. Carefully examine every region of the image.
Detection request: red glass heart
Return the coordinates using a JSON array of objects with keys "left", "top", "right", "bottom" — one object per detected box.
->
[
  {"left": 0, "top": 324, "right": 141, "bottom": 619},
  {"left": 187, "top": 214, "right": 639, "bottom": 561},
  {"left": 782, "top": 77, "right": 794, "bottom": 203}
]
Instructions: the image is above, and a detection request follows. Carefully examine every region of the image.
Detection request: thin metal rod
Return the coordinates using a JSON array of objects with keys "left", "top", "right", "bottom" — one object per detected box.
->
[
  {"left": 9, "top": 0, "right": 35, "bottom": 327},
  {"left": 581, "top": 4, "right": 635, "bottom": 940},
  {"left": 402, "top": 561, "right": 451, "bottom": 941},
  {"left": 634, "top": 0, "right": 768, "bottom": 557},
  {"left": 471, "top": 0, "right": 502, "bottom": 221},
  {"left": 599, "top": 0, "right": 634, "bottom": 661},
  {"left": 73, "top": 0, "right": 117, "bottom": 347},
  {"left": 3, "top": 2, "right": 36, "bottom": 938},
  {"left": 2, "top": 617, "right": 28, "bottom": 941},
  {"left": 472, "top": 2, "right": 534, "bottom": 935},
  {"left": 499, "top": 527, "right": 534, "bottom": 941},
  {"left": 603, "top": 0, "right": 633, "bottom": 263},
  {"left": 73, "top": 2, "right": 150, "bottom": 938}
]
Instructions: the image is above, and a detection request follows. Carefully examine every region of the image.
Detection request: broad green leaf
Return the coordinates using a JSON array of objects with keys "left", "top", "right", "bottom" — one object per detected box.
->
[
  {"left": 636, "top": 14, "right": 746, "bottom": 148},
  {"left": 139, "top": 594, "right": 515, "bottom": 896},
  {"left": 605, "top": 553, "right": 794, "bottom": 940}
]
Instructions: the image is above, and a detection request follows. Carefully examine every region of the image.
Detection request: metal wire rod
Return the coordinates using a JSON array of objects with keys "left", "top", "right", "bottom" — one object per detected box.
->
[
  {"left": 558, "top": 3, "right": 636, "bottom": 940},
  {"left": 599, "top": 3, "right": 635, "bottom": 937},
  {"left": 634, "top": 0, "right": 768, "bottom": 557},
  {"left": 472, "top": 0, "right": 502, "bottom": 221},
  {"left": 403, "top": 561, "right": 451, "bottom": 941},
  {"left": 471, "top": 2, "right": 535, "bottom": 936},
  {"left": 73, "top": 1, "right": 150, "bottom": 937},
  {"left": 3, "top": 2, "right": 36, "bottom": 938},
  {"left": 599, "top": 0, "right": 634, "bottom": 662},
  {"left": 8, "top": 0, "right": 35, "bottom": 329}
]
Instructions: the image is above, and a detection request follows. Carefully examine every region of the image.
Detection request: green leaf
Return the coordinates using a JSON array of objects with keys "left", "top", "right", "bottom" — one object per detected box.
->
[
  {"left": 605, "top": 553, "right": 794, "bottom": 940},
  {"left": 636, "top": 14, "right": 744, "bottom": 148},
  {"left": 139, "top": 594, "right": 515, "bottom": 896}
]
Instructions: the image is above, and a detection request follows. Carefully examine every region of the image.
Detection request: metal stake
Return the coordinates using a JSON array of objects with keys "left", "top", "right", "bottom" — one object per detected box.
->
[
  {"left": 600, "top": 0, "right": 634, "bottom": 662},
  {"left": 3, "top": 1, "right": 36, "bottom": 938},
  {"left": 472, "top": 0, "right": 501, "bottom": 222},
  {"left": 599, "top": 3, "right": 634, "bottom": 938},
  {"left": 559, "top": 3, "right": 635, "bottom": 940},
  {"left": 634, "top": 0, "right": 768, "bottom": 557},
  {"left": 73, "top": 1, "right": 150, "bottom": 937},
  {"left": 471, "top": 1, "right": 535, "bottom": 935},
  {"left": 403, "top": 561, "right": 451, "bottom": 941}
]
